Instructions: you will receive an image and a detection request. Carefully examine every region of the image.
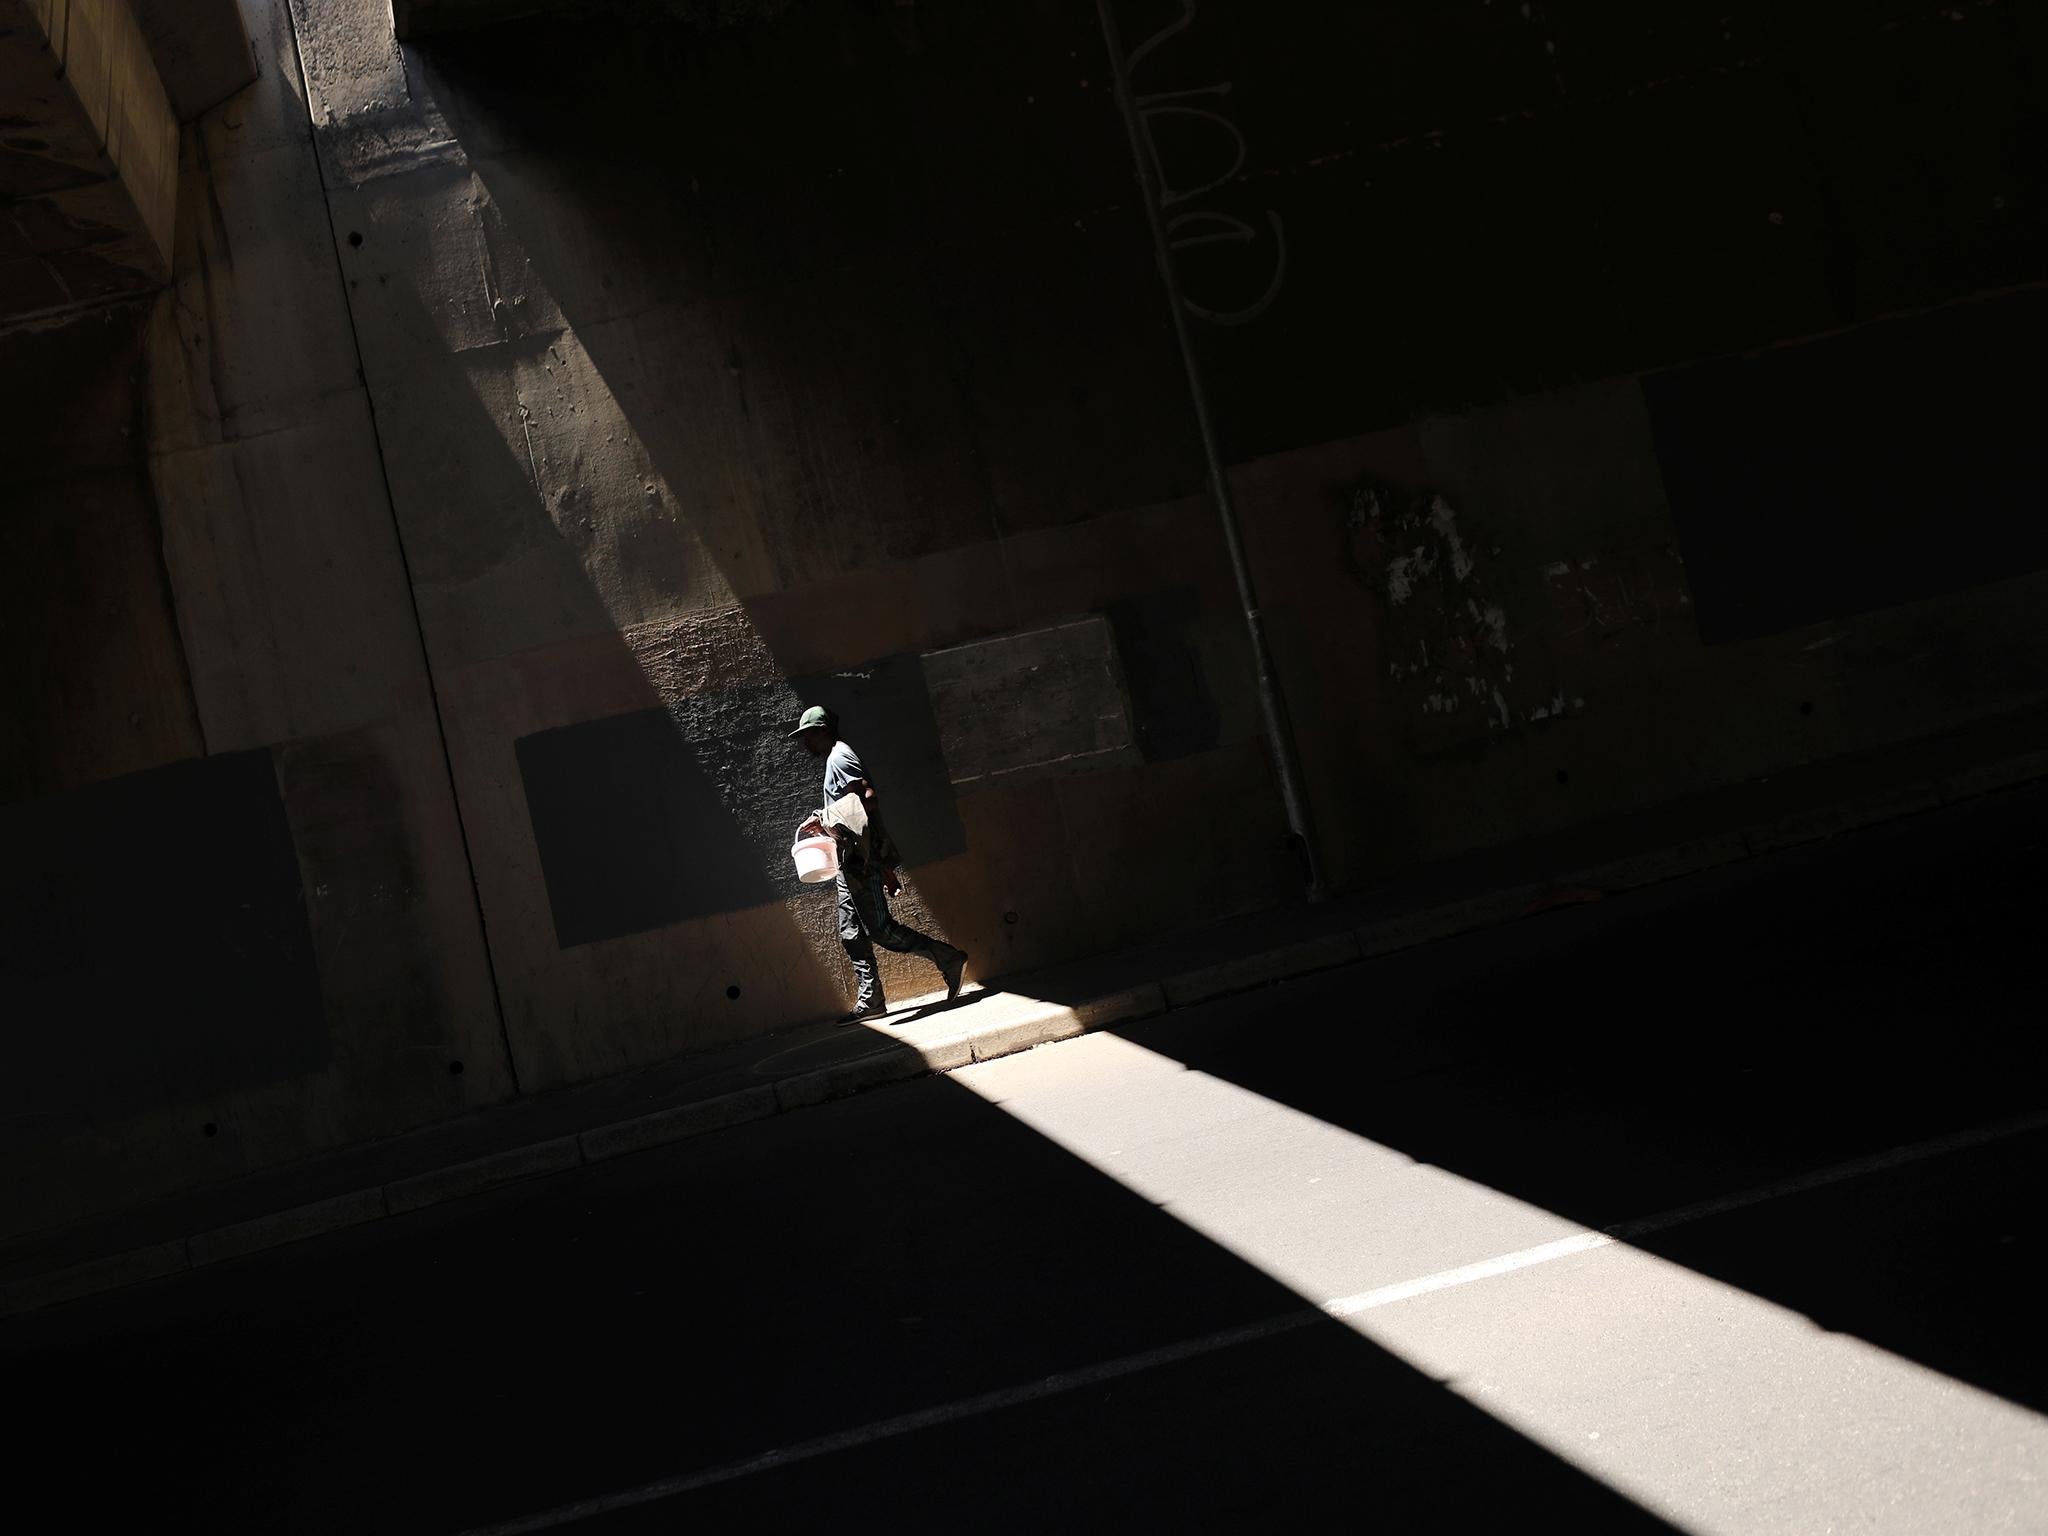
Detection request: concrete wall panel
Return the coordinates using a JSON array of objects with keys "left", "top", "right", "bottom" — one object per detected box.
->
[
  {"left": 922, "top": 617, "right": 1138, "bottom": 791},
  {"left": 129, "top": 0, "right": 257, "bottom": 121},
  {"left": 0, "top": 750, "right": 321, "bottom": 1202},
  {"left": 146, "top": 139, "right": 362, "bottom": 452},
  {"left": 154, "top": 396, "right": 431, "bottom": 752},
  {"left": 1646, "top": 291, "right": 2048, "bottom": 643},
  {"left": 1055, "top": 742, "right": 1296, "bottom": 954},
  {"left": 276, "top": 714, "right": 512, "bottom": 1109},
  {"left": 0, "top": 0, "right": 513, "bottom": 1238},
  {"left": 17, "top": 0, "right": 2047, "bottom": 1241},
  {"left": 431, "top": 642, "right": 844, "bottom": 1088},
  {"left": 202, "top": 0, "right": 319, "bottom": 160},
  {"left": 1240, "top": 354, "right": 2048, "bottom": 885},
  {"left": 1, "top": 305, "right": 204, "bottom": 802}
]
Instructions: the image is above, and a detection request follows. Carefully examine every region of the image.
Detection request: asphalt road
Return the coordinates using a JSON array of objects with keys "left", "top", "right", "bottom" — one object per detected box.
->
[{"left": 8, "top": 784, "right": 2048, "bottom": 1533}]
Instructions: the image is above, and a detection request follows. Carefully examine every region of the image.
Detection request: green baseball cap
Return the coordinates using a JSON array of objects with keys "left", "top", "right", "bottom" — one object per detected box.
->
[{"left": 786, "top": 705, "right": 836, "bottom": 738}]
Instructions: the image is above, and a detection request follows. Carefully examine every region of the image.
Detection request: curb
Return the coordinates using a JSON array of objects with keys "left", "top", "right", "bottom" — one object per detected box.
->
[
  {"left": 7, "top": 752, "right": 2045, "bottom": 1318},
  {"left": 189, "top": 1188, "right": 388, "bottom": 1268},
  {"left": 0, "top": 990, "right": 1182, "bottom": 1318},
  {"left": 385, "top": 1136, "right": 584, "bottom": 1217},
  {"left": 579, "top": 1085, "right": 780, "bottom": 1164},
  {"left": 3, "top": 1240, "right": 191, "bottom": 1316},
  {"left": 1164, "top": 935, "right": 1360, "bottom": 1007}
]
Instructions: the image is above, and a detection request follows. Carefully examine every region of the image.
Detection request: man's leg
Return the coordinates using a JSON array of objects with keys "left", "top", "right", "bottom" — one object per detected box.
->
[
  {"left": 836, "top": 873, "right": 885, "bottom": 1021},
  {"left": 848, "top": 867, "right": 968, "bottom": 1000}
]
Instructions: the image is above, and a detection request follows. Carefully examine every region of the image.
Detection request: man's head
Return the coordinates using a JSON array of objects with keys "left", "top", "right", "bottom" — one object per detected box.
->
[{"left": 786, "top": 704, "right": 838, "bottom": 756}]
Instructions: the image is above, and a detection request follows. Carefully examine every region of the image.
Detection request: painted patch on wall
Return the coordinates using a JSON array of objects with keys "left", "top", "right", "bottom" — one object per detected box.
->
[
  {"left": 922, "top": 615, "right": 1140, "bottom": 790},
  {"left": 518, "top": 655, "right": 967, "bottom": 948},
  {"left": 1344, "top": 478, "right": 1520, "bottom": 748},
  {"left": 1107, "top": 591, "right": 1228, "bottom": 763},
  {"left": 516, "top": 708, "right": 782, "bottom": 949},
  {"left": 1645, "top": 288, "right": 2048, "bottom": 644},
  {"left": 1543, "top": 547, "right": 1693, "bottom": 654},
  {"left": 0, "top": 750, "right": 325, "bottom": 1137}
]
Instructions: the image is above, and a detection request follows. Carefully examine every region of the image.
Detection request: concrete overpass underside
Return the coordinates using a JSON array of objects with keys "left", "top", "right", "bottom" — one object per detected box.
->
[{"left": 1, "top": 0, "right": 253, "bottom": 327}]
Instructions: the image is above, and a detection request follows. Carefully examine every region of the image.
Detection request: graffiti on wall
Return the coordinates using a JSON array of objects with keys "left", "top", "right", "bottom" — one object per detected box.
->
[
  {"left": 1543, "top": 549, "right": 1693, "bottom": 655},
  {"left": 1342, "top": 478, "right": 1562, "bottom": 746},
  {"left": 1108, "top": 0, "right": 1287, "bottom": 326}
]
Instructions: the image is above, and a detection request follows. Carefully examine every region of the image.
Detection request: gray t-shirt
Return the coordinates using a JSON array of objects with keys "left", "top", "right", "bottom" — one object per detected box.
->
[
  {"left": 822, "top": 740, "right": 897, "bottom": 871},
  {"left": 823, "top": 740, "right": 865, "bottom": 804}
]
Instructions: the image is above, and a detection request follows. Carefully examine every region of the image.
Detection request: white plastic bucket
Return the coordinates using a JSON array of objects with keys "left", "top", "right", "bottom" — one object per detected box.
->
[{"left": 791, "top": 834, "right": 840, "bottom": 884}]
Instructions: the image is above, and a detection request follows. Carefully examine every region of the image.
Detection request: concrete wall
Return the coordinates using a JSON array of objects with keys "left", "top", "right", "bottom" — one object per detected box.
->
[
  {"left": 5, "top": 0, "right": 2046, "bottom": 1239},
  {"left": 128, "top": 0, "right": 257, "bottom": 120},
  {"left": 2, "top": 0, "right": 507, "bottom": 1238},
  {"left": 1134, "top": 0, "right": 2048, "bottom": 888},
  {"left": 278, "top": 0, "right": 1298, "bottom": 1099}
]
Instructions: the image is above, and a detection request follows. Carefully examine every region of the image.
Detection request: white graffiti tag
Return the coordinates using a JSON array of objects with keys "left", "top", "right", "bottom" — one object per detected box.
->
[{"left": 1112, "top": 1, "right": 1287, "bottom": 327}]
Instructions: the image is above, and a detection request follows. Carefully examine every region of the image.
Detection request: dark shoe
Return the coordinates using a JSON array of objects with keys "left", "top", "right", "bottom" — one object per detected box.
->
[
  {"left": 837, "top": 1002, "right": 886, "bottom": 1026},
  {"left": 936, "top": 946, "right": 968, "bottom": 1001}
]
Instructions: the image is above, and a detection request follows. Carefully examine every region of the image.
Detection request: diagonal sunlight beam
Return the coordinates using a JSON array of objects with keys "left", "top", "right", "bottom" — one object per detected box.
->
[
  {"left": 952, "top": 1032, "right": 2048, "bottom": 1535},
  {"left": 325, "top": 145, "right": 955, "bottom": 1022}
]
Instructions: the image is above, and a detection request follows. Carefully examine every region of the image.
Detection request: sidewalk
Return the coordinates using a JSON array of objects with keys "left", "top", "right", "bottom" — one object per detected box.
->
[{"left": 7, "top": 705, "right": 2048, "bottom": 1317}]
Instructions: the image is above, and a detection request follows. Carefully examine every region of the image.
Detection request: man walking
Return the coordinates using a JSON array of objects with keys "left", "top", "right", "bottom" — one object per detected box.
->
[{"left": 789, "top": 705, "right": 967, "bottom": 1023}]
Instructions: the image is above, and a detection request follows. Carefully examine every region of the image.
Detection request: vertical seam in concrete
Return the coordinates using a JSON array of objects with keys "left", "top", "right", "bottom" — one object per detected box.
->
[
  {"left": 277, "top": 4, "right": 521, "bottom": 1095},
  {"left": 130, "top": 238, "right": 211, "bottom": 756}
]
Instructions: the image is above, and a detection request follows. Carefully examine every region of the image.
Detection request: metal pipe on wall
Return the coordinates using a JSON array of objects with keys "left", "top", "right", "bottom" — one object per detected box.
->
[{"left": 1094, "top": 0, "right": 1326, "bottom": 902}]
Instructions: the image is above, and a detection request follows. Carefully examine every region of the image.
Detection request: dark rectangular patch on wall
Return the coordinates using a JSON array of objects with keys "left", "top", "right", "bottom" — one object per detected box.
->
[
  {"left": 516, "top": 709, "right": 781, "bottom": 949},
  {"left": 518, "top": 659, "right": 969, "bottom": 949},
  {"left": 1644, "top": 289, "right": 2048, "bottom": 644},
  {"left": 1107, "top": 591, "right": 1226, "bottom": 762},
  {"left": 0, "top": 750, "right": 324, "bottom": 1136}
]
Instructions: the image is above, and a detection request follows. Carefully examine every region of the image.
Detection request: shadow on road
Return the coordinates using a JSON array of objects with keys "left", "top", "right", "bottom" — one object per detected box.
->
[{"left": 2, "top": 1037, "right": 1678, "bottom": 1533}]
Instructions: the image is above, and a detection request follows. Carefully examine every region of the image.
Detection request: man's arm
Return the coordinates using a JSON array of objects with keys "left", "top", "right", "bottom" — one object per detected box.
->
[
  {"left": 845, "top": 777, "right": 905, "bottom": 896},
  {"left": 801, "top": 762, "right": 873, "bottom": 839}
]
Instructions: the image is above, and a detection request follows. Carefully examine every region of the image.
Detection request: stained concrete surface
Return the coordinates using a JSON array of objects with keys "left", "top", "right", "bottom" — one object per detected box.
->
[
  {"left": 4, "top": 774, "right": 2044, "bottom": 1533},
  {"left": 12, "top": 0, "right": 2048, "bottom": 1340}
]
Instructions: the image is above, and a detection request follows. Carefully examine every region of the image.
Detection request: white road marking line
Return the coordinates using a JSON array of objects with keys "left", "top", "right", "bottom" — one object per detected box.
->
[
  {"left": 1323, "top": 1232, "right": 1617, "bottom": 1319},
  {"left": 458, "top": 1109, "right": 2048, "bottom": 1534}
]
